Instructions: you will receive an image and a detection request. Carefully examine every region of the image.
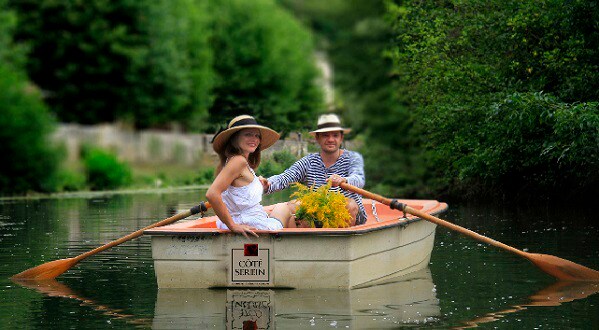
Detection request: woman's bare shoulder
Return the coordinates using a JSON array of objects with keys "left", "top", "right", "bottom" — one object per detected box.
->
[{"left": 224, "top": 155, "right": 247, "bottom": 169}]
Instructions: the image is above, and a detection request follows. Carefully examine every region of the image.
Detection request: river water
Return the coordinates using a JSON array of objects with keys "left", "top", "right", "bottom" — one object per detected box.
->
[{"left": 1, "top": 189, "right": 597, "bottom": 329}]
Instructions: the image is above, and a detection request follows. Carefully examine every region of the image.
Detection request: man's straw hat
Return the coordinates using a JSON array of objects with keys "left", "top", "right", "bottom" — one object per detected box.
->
[{"left": 309, "top": 114, "right": 351, "bottom": 136}]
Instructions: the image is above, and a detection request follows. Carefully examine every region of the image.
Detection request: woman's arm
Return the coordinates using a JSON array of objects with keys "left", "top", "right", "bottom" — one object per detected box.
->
[{"left": 206, "top": 156, "right": 258, "bottom": 238}]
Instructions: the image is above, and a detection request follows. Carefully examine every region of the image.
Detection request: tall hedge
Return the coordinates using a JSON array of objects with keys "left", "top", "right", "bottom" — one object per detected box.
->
[
  {"left": 208, "top": 0, "right": 323, "bottom": 133},
  {"left": 384, "top": 0, "right": 599, "bottom": 200},
  {"left": 10, "top": 0, "right": 213, "bottom": 129},
  {"left": 0, "top": 0, "right": 59, "bottom": 194}
]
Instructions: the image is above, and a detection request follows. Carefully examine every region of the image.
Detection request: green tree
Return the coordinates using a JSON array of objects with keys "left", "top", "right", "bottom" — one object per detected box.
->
[
  {"left": 387, "top": 0, "right": 599, "bottom": 200},
  {"left": 10, "top": 0, "right": 213, "bottom": 129},
  {"left": 128, "top": 0, "right": 213, "bottom": 129},
  {"left": 0, "top": 0, "right": 59, "bottom": 194},
  {"left": 208, "top": 0, "right": 324, "bottom": 133},
  {"left": 280, "top": 0, "right": 425, "bottom": 196},
  {"left": 0, "top": 0, "right": 25, "bottom": 69}
]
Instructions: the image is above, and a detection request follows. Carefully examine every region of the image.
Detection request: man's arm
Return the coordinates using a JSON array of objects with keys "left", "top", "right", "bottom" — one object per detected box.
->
[
  {"left": 266, "top": 157, "right": 310, "bottom": 194},
  {"left": 346, "top": 152, "right": 365, "bottom": 188}
]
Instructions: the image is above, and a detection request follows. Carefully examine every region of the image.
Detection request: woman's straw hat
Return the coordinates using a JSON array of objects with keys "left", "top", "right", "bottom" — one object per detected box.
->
[
  {"left": 309, "top": 114, "right": 352, "bottom": 136},
  {"left": 211, "top": 115, "right": 280, "bottom": 153}
]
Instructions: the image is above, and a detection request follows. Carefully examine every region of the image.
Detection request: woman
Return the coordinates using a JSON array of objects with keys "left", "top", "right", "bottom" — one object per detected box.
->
[{"left": 206, "top": 115, "right": 295, "bottom": 238}]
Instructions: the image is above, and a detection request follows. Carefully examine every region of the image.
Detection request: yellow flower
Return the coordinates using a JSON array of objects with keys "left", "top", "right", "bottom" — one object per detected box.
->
[{"left": 291, "top": 182, "right": 351, "bottom": 228}]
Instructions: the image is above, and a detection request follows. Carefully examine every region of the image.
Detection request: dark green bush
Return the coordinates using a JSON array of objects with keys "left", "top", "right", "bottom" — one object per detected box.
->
[
  {"left": 45, "top": 169, "right": 87, "bottom": 192},
  {"left": 83, "top": 147, "right": 132, "bottom": 190},
  {"left": 462, "top": 92, "right": 598, "bottom": 194},
  {"left": 194, "top": 167, "right": 215, "bottom": 185},
  {"left": 272, "top": 150, "right": 298, "bottom": 170},
  {"left": 0, "top": 0, "right": 61, "bottom": 195},
  {"left": 258, "top": 150, "right": 300, "bottom": 178},
  {"left": 0, "top": 65, "right": 60, "bottom": 194},
  {"left": 257, "top": 160, "right": 282, "bottom": 179}
]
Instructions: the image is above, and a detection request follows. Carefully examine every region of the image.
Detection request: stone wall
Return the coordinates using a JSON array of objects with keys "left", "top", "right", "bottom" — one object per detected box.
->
[{"left": 53, "top": 123, "right": 309, "bottom": 165}]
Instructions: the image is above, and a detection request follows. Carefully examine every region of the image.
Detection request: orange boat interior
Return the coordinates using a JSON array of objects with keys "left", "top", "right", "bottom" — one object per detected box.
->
[{"left": 145, "top": 199, "right": 448, "bottom": 235}]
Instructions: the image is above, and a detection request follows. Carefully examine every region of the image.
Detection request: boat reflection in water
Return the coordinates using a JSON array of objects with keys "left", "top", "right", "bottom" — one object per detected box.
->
[
  {"left": 12, "top": 268, "right": 598, "bottom": 329},
  {"left": 152, "top": 268, "right": 440, "bottom": 329}
]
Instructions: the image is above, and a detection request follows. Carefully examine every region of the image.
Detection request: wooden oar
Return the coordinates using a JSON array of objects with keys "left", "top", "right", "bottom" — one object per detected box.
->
[
  {"left": 12, "top": 202, "right": 211, "bottom": 280},
  {"left": 340, "top": 183, "right": 599, "bottom": 282}
]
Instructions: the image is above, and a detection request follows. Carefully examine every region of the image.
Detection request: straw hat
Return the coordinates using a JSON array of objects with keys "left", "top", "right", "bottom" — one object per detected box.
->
[
  {"left": 211, "top": 115, "right": 280, "bottom": 153},
  {"left": 309, "top": 114, "right": 352, "bottom": 136}
]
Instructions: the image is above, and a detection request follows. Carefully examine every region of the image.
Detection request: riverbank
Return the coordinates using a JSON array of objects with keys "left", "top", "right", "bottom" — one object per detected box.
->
[{"left": 0, "top": 184, "right": 210, "bottom": 201}]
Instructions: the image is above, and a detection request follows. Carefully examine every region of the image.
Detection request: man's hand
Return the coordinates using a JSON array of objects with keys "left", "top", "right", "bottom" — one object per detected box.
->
[
  {"left": 328, "top": 174, "right": 347, "bottom": 187},
  {"left": 259, "top": 176, "right": 269, "bottom": 193}
]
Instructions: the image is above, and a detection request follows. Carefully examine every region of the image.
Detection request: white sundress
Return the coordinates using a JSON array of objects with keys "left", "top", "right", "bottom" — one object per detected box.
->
[{"left": 216, "top": 166, "right": 283, "bottom": 231}]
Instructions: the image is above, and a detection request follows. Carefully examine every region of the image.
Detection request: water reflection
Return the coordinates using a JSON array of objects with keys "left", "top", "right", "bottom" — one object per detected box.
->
[
  {"left": 11, "top": 278, "right": 152, "bottom": 327},
  {"left": 152, "top": 268, "right": 440, "bottom": 329},
  {"left": 454, "top": 281, "right": 599, "bottom": 329},
  {"left": 10, "top": 268, "right": 599, "bottom": 329}
]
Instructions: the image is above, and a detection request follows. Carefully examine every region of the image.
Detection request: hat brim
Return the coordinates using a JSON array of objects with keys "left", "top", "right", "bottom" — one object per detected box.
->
[
  {"left": 309, "top": 127, "right": 351, "bottom": 136},
  {"left": 212, "top": 125, "right": 280, "bottom": 153}
]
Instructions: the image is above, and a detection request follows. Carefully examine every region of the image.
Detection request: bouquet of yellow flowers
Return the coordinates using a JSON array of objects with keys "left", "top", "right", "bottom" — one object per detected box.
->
[{"left": 291, "top": 182, "right": 351, "bottom": 228}]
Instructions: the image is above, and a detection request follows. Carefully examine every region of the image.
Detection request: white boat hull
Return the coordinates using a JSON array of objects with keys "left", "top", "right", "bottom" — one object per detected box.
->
[{"left": 146, "top": 199, "right": 447, "bottom": 289}]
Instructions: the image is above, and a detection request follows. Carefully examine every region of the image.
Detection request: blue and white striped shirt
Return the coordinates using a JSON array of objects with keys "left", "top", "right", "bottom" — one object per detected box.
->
[{"left": 266, "top": 150, "right": 367, "bottom": 224}]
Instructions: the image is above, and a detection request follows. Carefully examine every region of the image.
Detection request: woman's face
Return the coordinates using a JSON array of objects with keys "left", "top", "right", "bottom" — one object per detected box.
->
[{"left": 235, "top": 128, "right": 261, "bottom": 155}]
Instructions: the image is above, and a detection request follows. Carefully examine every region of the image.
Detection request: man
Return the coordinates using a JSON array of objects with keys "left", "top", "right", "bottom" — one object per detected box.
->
[{"left": 261, "top": 114, "right": 366, "bottom": 226}]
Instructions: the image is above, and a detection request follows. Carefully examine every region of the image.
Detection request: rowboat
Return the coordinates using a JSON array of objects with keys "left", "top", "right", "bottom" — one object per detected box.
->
[{"left": 144, "top": 198, "right": 448, "bottom": 289}]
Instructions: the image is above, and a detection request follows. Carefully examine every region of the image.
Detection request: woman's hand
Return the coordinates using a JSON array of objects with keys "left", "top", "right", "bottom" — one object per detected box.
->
[
  {"left": 258, "top": 176, "right": 270, "bottom": 193},
  {"left": 230, "top": 224, "right": 259, "bottom": 238}
]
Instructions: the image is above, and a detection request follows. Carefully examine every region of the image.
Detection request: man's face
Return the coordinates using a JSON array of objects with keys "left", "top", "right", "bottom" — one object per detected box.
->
[{"left": 316, "top": 131, "right": 343, "bottom": 154}]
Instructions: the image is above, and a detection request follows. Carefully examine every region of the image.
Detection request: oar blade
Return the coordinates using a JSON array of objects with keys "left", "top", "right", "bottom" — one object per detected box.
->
[
  {"left": 11, "top": 258, "right": 80, "bottom": 280},
  {"left": 528, "top": 253, "right": 599, "bottom": 282}
]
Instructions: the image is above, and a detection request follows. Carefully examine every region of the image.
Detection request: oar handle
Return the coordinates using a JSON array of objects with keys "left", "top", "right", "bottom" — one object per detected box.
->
[
  {"left": 339, "top": 183, "right": 526, "bottom": 257},
  {"left": 77, "top": 202, "right": 211, "bottom": 261},
  {"left": 340, "top": 183, "right": 393, "bottom": 205}
]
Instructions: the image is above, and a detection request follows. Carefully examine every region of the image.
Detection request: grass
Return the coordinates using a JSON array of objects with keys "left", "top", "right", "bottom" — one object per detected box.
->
[
  {"left": 130, "top": 161, "right": 215, "bottom": 189},
  {"left": 55, "top": 152, "right": 217, "bottom": 193}
]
